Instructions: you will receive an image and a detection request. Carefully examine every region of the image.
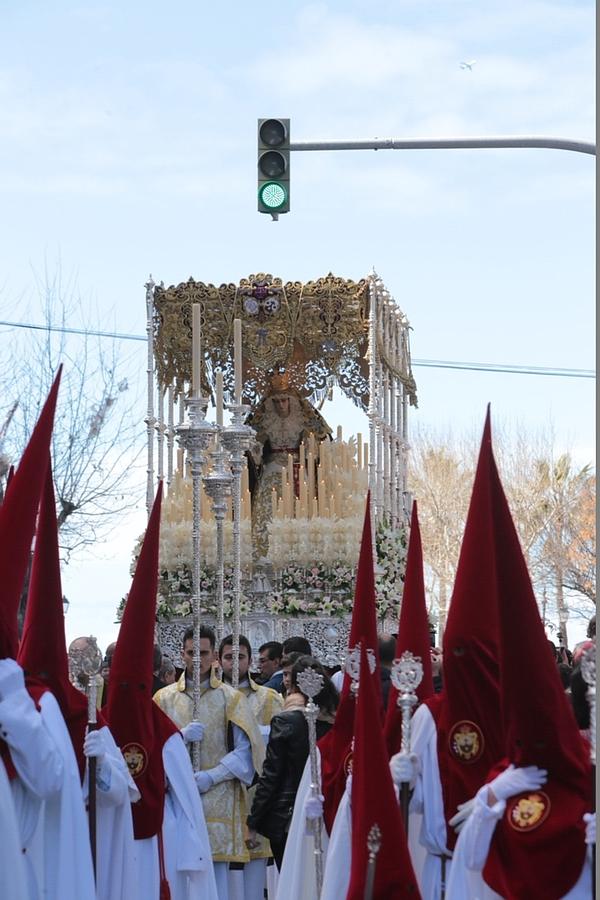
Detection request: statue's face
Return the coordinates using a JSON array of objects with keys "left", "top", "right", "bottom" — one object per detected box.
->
[{"left": 272, "top": 395, "right": 291, "bottom": 418}]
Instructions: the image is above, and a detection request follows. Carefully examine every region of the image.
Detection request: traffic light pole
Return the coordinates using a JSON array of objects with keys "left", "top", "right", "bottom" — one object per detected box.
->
[{"left": 289, "top": 135, "right": 595, "bottom": 155}]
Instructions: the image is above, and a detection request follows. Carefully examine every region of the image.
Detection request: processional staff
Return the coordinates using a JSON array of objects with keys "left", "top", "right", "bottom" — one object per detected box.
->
[
  {"left": 175, "top": 304, "right": 217, "bottom": 769},
  {"left": 68, "top": 636, "right": 103, "bottom": 878},
  {"left": 581, "top": 640, "right": 596, "bottom": 900},
  {"left": 363, "top": 823, "right": 382, "bottom": 900},
  {"left": 390, "top": 651, "right": 423, "bottom": 833},
  {"left": 296, "top": 667, "right": 326, "bottom": 897}
]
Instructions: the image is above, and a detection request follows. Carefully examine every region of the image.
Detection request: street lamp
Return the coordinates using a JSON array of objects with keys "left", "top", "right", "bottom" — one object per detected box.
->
[{"left": 62, "top": 595, "right": 70, "bottom": 616}]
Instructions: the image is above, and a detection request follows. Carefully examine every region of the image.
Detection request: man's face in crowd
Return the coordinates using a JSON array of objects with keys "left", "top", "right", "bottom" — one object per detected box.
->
[
  {"left": 220, "top": 645, "right": 250, "bottom": 681},
  {"left": 272, "top": 395, "right": 291, "bottom": 418},
  {"left": 430, "top": 648, "right": 442, "bottom": 677},
  {"left": 258, "top": 650, "right": 280, "bottom": 680},
  {"left": 182, "top": 637, "right": 214, "bottom": 677}
]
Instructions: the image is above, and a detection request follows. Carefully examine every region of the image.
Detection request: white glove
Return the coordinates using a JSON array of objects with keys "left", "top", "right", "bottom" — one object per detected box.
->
[
  {"left": 0, "top": 659, "right": 26, "bottom": 700},
  {"left": 83, "top": 729, "right": 106, "bottom": 765},
  {"left": 181, "top": 721, "right": 205, "bottom": 744},
  {"left": 304, "top": 793, "right": 324, "bottom": 820},
  {"left": 584, "top": 812, "right": 596, "bottom": 846},
  {"left": 390, "top": 752, "right": 420, "bottom": 789},
  {"left": 194, "top": 770, "right": 213, "bottom": 793},
  {"left": 487, "top": 764, "right": 547, "bottom": 803},
  {"left": 449, "top": 797, "right": 476, "bottom": 833}
]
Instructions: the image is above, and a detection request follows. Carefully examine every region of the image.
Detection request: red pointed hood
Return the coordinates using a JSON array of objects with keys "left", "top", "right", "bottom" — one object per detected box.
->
[
  {"left": 384, "top": 500, "right": 434, "bottom": 756},
  {"left": 319, "top": 493, "right": 382, "bottom": 832},
  {"left": 106, "top": 483, "right": 178, "bottom": 840},
  {"left": 426, "top": 407, "right": 504, "bottom": 849},
  {"left": 346, "top": 640, "right": 421, "bottom": 900},
  {"left": 482, "top": 444, "right": 591, "bottom": 900},
  {"left": 0, "top": 369, "right": 61, "bottom": 660},
  {"left": 17, "top": 461, "right": 96, "bottom": 780}
]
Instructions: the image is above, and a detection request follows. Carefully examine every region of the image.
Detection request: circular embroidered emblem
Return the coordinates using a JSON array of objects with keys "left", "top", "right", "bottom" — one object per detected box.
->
[
  {"left": 122, "top": 742, "right": 148, "bottom": 778},
  {"left": 508, "top": 791, "right": 551, "bottom": 832},
  {"left": 343, "top": 750, "right": 354, "bottom": 777},
  {"left": 448, "top": 720, "right": 484, "bottom": 763}
]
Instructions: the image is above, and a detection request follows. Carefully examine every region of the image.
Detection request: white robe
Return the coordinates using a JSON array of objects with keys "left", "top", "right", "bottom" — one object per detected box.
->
[
  {"left": 4, "top": 688, "right": 96, "bottom": 900},
  {"left": 132, "top": 732, "right": 219, "bottom": 900},
  {"left": 0, "top": 756, "right": 28, "bottom": 899},
  {"left": 447, "top": 783, "right": 592, "bottom": 899},
  {"left": 82, "top": 725, "right": 140, "bottom": 900},
  {"left": 276, "top": 753, "right": 329, "bottom": 900}
]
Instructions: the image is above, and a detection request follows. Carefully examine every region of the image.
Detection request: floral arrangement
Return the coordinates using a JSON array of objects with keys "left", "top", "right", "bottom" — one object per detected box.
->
[{"left": 117, "top": 512, "right": 407, "bottom": 623}]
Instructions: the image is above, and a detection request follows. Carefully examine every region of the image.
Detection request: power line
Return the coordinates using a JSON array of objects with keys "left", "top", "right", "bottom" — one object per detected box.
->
[
  {"left": 0, "top": 317, "right": 594, "bottom": 380},
  {"left": 412, "top": 358, "right": 595, "bottom": 379}
]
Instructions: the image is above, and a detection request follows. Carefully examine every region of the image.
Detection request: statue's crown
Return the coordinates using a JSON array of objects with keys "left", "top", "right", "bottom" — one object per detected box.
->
[{"left": 269, "top": 372, "right": 291, "bottom": 393}]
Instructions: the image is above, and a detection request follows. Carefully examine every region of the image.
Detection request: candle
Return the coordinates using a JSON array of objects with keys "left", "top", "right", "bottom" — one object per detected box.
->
[
  {"left": 318, "top": 479, "right": 326, "bottom": 517},
  {"left": 215, "top": 370, "right": 224, "bottom": 426},
  {"left": 307, "top": 451, "right": 315, "bottom": 504},
  {"left": 336, "top": 425, "right": 342, "bottom": 442},
  {"left": 312, "top": 497, "right": 318, "bottom": 518},
  {"left": 272, "top": 487, "right": 278, "bottom": 518},
  {"left": 192, "top": 304, "right": 202, "bottom": 396},
  {"left": 363, "top": 444, "right": 368, "bottom": 471},
  {"left": 357, "top": 432, "right": 362, "bottom": 468},
  {"left": 287, "top": 454, "right": 294, "bottom": 494},
  {"left": 233, "top": 318, "right": 242, "bottom": 403},
  {"left": 281, "top": 467, "right": 286, "bottom": 501}
]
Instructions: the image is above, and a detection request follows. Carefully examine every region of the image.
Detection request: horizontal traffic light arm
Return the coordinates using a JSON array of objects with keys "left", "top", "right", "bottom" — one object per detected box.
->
[{"left": 287, "top": 135, "right": 595, "bottom": 156}]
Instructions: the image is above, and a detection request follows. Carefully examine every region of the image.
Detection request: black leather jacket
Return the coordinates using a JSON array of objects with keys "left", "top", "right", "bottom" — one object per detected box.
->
[{"left": 247, "top": 709, "right": 332, "bottom": 841}]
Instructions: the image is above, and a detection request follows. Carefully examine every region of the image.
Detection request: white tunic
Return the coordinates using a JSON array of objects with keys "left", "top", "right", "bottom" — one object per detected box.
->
[
  {"left": 82, "top": 725, "right": 140, "bottom": 900},
  {"left": 447, "top": 783, "right": 592, "bottom": 900},
  {"left": 131, "top": 732, "right": 219, "bottom": 900},
  {"left": 5, "top": 688, "right": 96, "bottom": 900},
  {"left": 0, "top": 756, "right": 27, "bottom": 900},
  {"left": 276, "top": 753, "right": 330, "bottom": 900}
]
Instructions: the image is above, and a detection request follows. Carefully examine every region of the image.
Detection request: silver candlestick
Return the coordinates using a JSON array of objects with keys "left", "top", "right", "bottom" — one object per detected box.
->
[
  {"left": 390, "top": 650, "right": 423, "bottom": 832},
  {"left": 220, "top": 402, "right": 255, "bottom": 688},
  {"left": 296, "top": 667, "right": 325, "bottom": 898},
  {"left": 202, "top": 436, "right": 233, "bottom": 643},
  {"left": 345, "top": 642, "right": 376, "bottom": 695},
  {"left": 176, "top": 394, "right": 217, "bottom": 769}
]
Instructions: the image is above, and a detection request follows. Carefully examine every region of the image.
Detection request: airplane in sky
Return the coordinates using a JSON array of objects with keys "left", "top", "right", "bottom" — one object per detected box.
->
[{"left": 460, "top": 60, "right": 477, "bottom": 70}]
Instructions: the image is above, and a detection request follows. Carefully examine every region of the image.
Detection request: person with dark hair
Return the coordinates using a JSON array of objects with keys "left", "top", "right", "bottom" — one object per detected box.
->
[
  {"left": 217, "top": 634, "right": 283, "bottom": 900},
  {"left": 282, "top": 635, "right": 312, "bottom": 657},
  {"left": 280, "top": 651, "right": 304, "bottom": 697},
  {"left": 246, "top": 656, "right": 338, "bottom": 870},
  {"left": 587, "top": 615, "right": 596, "bottom": 639},
  {"left": 378, "top": 632, "right": 396, "bottom": 710},
  {"left": 154, "top": 626, "right": 265, "bottom": 900},
  {"left": 257, "top": 641, "right": 283, "bottom": 689}
]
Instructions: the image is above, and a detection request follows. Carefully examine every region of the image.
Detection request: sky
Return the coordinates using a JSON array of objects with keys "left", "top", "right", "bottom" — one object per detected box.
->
[{"left": 0, "top": 0, "right": 594, "bottom": 652}]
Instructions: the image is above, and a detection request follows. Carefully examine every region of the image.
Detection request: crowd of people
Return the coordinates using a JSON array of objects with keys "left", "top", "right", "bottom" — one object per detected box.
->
[{"left": 0, "top": 378, "right": 596, "bottom": 900}]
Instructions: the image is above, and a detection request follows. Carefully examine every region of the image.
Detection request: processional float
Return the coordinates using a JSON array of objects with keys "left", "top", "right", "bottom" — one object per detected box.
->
[{"left": 134, "top": 270, "right": 417, "bottom": 674}]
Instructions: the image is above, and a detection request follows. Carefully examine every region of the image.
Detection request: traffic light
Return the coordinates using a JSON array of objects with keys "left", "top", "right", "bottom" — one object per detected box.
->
[{"left": 257, "top": 118, "right": 290, "bottom": 216}]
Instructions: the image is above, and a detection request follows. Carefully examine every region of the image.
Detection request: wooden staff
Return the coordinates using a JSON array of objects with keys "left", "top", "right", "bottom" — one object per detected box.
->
[{"left": 363, "top": 823, "right": 381, "bottom": 900}]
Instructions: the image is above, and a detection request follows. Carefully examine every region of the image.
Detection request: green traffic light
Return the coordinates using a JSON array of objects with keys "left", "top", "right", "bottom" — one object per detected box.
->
[{"left": 258, "top": 181, "right": 288, "bottom": 210}]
